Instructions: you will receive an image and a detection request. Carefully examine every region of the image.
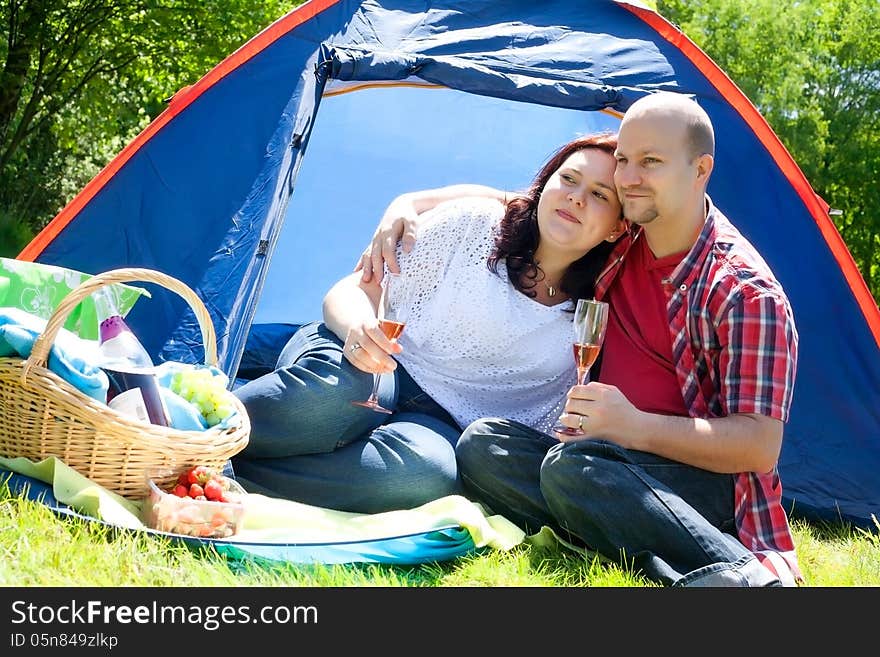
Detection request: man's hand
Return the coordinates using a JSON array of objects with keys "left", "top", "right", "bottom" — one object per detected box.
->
[
  {"left": 556, "top": 381, "right": 642, "bottom": 445},
  {"left": 355, "top": 194, "right": 419, "bottom": 284},
  {"left": 354, "top": 185, "right": 509, "bottom": 283}
]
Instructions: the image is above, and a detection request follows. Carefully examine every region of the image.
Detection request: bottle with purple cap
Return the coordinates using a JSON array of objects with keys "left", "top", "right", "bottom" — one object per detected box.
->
[{"left": 94, "top": 288, "right": 170, "bottom": 427}]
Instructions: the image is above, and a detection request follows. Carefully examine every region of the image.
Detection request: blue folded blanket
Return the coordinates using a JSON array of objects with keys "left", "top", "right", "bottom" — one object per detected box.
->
[{"left": 0, "top": 306, "right": 108, "bottom": 401}]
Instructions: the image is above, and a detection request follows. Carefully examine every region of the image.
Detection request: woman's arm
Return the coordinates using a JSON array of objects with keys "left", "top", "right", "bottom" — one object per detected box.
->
[
  {"left": 357, "top": 184, "right": 509, "bottom": 283},
  {"left": 322, "top": 272, "right": 401, "bottom": 373}
]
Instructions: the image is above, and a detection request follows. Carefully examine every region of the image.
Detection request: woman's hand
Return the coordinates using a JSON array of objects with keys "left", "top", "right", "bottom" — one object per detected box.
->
[
  {"left": 342, "top": 319, "right": 403, "bottom": 374},
  {"left": 356, "top": 193, "right": 420, "bottom": 284}
]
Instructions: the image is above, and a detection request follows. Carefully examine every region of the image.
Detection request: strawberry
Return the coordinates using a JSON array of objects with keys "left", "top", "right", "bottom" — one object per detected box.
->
[
  {"left": 210, "top": 473, "right": 229, "bottom": 490},
  {"left": 186, "top": 465, "right": 213, "bottom": 485},
  {"left": 204, "top": 479, "right": 224, "bottom": 501},
  {"left": 172, "top": 484, "right": 189, "bottom": 498},
  {"left": 176, "top": 504, "right": 203, "bottom": 525},
  {"left": 188, "top": 483, "right": 205, "bottom": 498}
]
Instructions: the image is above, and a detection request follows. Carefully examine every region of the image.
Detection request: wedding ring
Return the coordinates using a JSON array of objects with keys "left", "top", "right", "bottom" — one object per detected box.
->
[
  {"left": 578, "top": 415, "right": 586, "bottom": 431},
  {"left": 350, "top": 342, "right": 362, "bottom": 353}
]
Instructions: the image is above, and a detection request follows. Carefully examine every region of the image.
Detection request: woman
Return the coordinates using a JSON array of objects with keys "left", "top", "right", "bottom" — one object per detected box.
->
[{"left": 232, "top": 133, "right": 625, "bottom": 513}]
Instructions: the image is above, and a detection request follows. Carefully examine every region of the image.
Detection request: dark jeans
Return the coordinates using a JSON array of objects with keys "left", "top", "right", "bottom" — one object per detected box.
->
[
  {"left": 232, "top": 322, "right": 462, "bottom": 513},
  {"left": 456, "top": 418, "right": 781, "bottom": 587}
]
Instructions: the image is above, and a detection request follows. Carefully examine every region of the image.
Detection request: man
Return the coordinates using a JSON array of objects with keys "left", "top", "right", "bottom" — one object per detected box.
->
[{"left": 359, "top": 92, "right": 801, "bottom": 587}]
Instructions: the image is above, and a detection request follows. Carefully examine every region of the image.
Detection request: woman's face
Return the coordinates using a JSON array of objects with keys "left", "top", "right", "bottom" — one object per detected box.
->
[{"left": 535, "top": 148, "right": 624, "bottom": 258}]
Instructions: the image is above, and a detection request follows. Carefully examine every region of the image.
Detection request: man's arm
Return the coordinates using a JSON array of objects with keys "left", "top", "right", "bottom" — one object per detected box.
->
[
  {"left": 560, "top": 382, "right": 784, "bottom": 474},
  {"left": 631, "top": 411, "right": 783, "bottom": 474},
  {"left": 357, "top": 184, "right": 509, "bottom": 283},
  {"left": 560, "top": 288, "right": 795, "bottom": 474}
]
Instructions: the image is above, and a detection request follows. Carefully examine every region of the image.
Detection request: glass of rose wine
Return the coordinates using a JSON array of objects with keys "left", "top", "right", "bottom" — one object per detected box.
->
[
  {"left": 552, "top": 298, "right": 609, "bottom": 438},
  {"left": 351, "top": 273, "right": 407, "bottom": 414}
]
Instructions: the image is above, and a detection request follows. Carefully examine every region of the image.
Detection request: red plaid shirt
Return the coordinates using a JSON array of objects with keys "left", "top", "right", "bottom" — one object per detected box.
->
[{"left": 594, "top": 198, "right": 802, "bottom": 582}]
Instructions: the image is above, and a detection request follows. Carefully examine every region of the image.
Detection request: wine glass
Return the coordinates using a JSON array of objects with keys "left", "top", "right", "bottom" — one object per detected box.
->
[
  {"left": 552, "top": 298, "right": 609, "bottom": 438},
  {"left": 351, "top": 273, "right": 407, "bottom": 414}
]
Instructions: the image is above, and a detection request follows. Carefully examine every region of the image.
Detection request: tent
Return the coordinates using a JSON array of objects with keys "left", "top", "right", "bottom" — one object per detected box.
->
[{"left": 16, "top": 0, "right": 880, "bottom": 529}]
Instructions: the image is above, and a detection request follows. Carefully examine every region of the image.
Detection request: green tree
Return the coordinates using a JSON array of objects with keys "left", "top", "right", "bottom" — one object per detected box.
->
[
  {"left": 0, "top": 0, "right": 302, "bottom": 256},
  {"left": 658, "top": 0, "right": 880, "bottom": 302}
]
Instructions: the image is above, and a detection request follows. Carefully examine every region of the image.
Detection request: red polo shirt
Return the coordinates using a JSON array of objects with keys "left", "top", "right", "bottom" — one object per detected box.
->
[{"left": 600, "top": 234, "right": 688, "bottom": 417}]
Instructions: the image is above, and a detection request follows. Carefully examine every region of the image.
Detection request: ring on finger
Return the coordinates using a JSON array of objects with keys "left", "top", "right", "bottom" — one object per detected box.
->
[
  {"left": 350, "top": 342, "right": 362, "bottom": 353},
  {"left": 578, "top": 415, "right": 586, "bottom": 431}
]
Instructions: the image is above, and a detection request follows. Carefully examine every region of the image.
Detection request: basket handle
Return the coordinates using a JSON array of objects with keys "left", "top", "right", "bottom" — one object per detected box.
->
[{"left": 25, "top": 268, "right": 217, "bottom": 371}]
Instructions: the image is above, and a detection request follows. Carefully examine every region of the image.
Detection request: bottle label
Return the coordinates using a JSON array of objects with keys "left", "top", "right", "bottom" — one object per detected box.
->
[
  {"left": 108, "top": 388, "right": 151, "bottom": 424},
  {"left": 103, "top": 368, "right": 170, "bottom": 426}
]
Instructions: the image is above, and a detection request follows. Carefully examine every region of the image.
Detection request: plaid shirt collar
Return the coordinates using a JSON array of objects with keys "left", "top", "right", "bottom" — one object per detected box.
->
[{"left": 595, "top": 196, "right": 718, "bottom": 301}]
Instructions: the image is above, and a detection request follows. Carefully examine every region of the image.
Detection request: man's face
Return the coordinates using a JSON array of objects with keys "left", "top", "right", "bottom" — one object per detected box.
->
[{"left": 613, "top": 112, "right": 699, "bottom": 226}]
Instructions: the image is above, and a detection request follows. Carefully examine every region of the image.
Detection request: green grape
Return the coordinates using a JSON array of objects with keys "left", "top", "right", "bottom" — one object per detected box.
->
[
  {"left": 190, "top": 389, "right": 208, "bottom": 406},
  {"left": 167, "top": 365, "right": 235, "bottom": 427}
]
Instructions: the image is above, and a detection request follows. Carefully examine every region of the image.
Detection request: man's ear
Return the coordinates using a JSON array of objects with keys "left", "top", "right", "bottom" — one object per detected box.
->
[{"left": 695, "top": 153, "right": 714, "bottom": 183}]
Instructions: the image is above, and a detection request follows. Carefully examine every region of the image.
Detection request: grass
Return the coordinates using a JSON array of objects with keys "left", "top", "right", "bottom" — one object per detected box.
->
[{"left": 1, "top": 479, "right": 878, "bottom": 587}]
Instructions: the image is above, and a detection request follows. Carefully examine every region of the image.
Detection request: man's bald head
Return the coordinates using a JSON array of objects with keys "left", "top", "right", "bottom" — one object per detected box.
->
[{"left": 622, "top": 92, "right": 715, "bottom": 161}]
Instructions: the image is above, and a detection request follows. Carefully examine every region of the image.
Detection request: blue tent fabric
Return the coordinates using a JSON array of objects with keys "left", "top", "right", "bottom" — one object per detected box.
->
[
  {"left": 17, "top": 0, "right": 880, "bottom": 530},
  {"left": 0, "top": 467, "right": 478, "bottom": 566}
]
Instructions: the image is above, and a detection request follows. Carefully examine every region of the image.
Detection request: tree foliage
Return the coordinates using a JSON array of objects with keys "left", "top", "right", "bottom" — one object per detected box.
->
[
  {"left": 0, "top": 0, "right": 302, "bottom": 255},
  {"left": 658, "top": 0, "right": 880, "bottom": 302},
  {"left": 2, "top": 0, "right": 877, "bottom": 305}
]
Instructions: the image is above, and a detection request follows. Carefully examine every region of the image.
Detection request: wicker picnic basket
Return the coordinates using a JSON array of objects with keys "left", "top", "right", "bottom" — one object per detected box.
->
[{"left": 0, "top": 268, "right": 250, "bottom": 499}]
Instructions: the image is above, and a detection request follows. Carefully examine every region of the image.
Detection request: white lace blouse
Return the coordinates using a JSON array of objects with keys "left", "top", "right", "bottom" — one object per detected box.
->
[{"left": 385, "top": 197, "right": 577, "bottom": 434}]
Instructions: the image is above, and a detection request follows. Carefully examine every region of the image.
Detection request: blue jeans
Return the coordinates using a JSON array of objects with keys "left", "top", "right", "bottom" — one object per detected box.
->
[
  {"left": 456, "top": 418, "right": 781, "bottom": 587},
  {"left": 232, "top": 322, "right": 463, "bottom": 513}
]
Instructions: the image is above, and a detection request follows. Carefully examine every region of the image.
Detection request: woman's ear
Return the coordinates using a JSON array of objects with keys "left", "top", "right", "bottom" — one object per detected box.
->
[{"left": 606, "top": 220, "right": 626, "bottom": 242}]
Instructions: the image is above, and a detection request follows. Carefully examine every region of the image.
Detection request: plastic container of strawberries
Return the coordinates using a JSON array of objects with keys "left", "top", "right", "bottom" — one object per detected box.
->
[{"left": 142, "top": 469, "right": 246, "bottom": 539}]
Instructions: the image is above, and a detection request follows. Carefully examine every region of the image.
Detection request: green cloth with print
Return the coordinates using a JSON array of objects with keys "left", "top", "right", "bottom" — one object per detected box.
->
[{"left": 0, "top": 258, "right": 148, "bottom": 339}]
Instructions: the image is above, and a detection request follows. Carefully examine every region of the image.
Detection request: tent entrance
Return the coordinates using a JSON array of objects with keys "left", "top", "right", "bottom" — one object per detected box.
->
[{"left": 253, "top": 84, "right": 620, "bottom": 327}]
